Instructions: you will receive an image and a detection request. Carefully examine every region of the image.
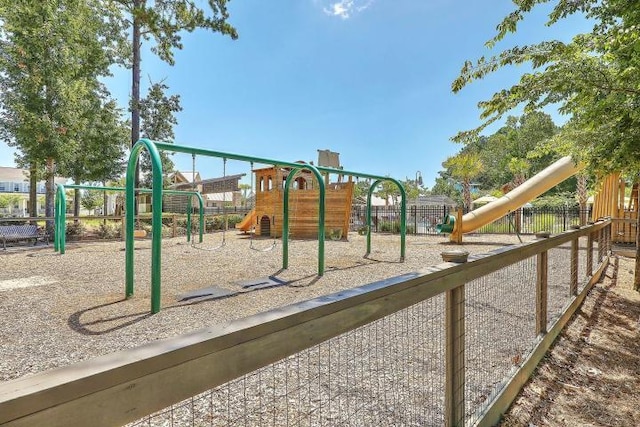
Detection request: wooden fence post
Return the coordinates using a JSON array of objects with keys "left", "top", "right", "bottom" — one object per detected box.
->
[
  {"left": 536, "top": 248, "right": 548, "bottom": 335},
  {"left": 586, "top": 231, "right": 593, "bottom": 277},
  {"left": 445, "top": 283, "right": 465, "bottom": 427},
  {"left": 570, "top": 237, "right": 578, "bottom": 296},
  {"left": 172, "top": 214, "right": 177, "bottom": 238}
]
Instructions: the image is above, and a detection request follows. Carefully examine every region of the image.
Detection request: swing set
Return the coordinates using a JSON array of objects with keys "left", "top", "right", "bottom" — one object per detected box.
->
[
  {"left": 125, "top": 139, "right": 406, "bottom": 313},
  {"left": 54, "top": 184, "right": 204, "bottom": 254}
]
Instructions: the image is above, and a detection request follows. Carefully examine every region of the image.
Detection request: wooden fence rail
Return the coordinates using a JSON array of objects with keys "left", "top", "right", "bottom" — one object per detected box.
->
[{"left": 0, "top": 221, "right": 611, "bottom": 427}]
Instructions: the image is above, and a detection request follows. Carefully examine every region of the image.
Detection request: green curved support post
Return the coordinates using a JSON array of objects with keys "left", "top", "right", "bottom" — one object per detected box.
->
[
  {"left": 126, "top": 139, "right": 164, "bottom": 314},
  {"left": 186, "top": 198, "right": 192, "bottom": 242},
  {"left": 283, "top": 167, "right": 326, "bottom": 275},
  {"left": 54, "top": 184, "right": 66, "bottom": 253},
  {"left": 366, "top": 180, "right": 382, "bottom": 256},
  {"left": 365, "top": 178, "right": 406, "bottom": 261},
  {"left": 398, "top": 179, "right": 407, "bottom": 261},
  {"left": 195, "top": 192, "right": 204, "bottom": 243}
]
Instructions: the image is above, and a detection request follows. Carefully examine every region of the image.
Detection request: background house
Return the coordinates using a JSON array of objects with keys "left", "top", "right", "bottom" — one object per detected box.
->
[{"left": 0, "top": 166, "right": 68, "bottom": 217}]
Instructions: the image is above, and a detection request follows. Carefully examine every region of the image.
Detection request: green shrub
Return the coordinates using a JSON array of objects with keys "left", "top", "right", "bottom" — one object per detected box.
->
[
  {"left": 379, "top": 221, "right": 394, "bottom": 233},
  {"left": 65, "top": 222, "right": 85, "bottom": 237},
  {"left": 97, "top": 223, "right": 120, "bottom": 239},
  {"left": 531, "top": 193, "right": 578, "bottom": 209},
  {"left": 204, "top": 214, "right": 244, "bottom": 231},
  {"left": 378, "top": 221, "right": 415, "bottom": 234}
]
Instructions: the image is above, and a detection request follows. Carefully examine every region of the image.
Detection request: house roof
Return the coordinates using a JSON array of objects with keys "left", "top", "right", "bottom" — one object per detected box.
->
[
  {"left": 206, "top": 192, "right": 236, "bottom": 202},
  {"left": 170, "top": 171, "right": 201, "bottom": 185},
  {"left": 0, "top": 166, "right": 68, "bottom": 184},
  {"left": 410, "top": 195, "right": 457, "bottom": 206},
  {"left": 0, "top": 166, "right": 29, "bottom": 182}
]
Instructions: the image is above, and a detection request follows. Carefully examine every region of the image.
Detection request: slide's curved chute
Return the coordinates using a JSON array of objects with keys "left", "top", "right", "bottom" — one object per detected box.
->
[
  {"left": 451, "top": 156, "right": 583, "bottom": 235},
  {"left": 236, "top": 208, "right": 257, "bottom": 232}
]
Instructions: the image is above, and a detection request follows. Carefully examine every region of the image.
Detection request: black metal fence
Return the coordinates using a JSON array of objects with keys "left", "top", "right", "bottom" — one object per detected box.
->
[{"left": 350, "top": 205, "right": 593, "bottom": 236}]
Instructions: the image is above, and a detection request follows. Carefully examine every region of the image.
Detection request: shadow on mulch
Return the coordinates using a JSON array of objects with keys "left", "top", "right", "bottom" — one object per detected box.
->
[{"left": 500, "top": 257, "right": 640, "bottom": 426}]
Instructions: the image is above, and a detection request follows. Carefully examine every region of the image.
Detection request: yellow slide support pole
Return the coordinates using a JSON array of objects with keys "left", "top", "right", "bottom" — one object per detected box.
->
[{"left": 450, "top": 208, "right": 464, "bottom": 243}]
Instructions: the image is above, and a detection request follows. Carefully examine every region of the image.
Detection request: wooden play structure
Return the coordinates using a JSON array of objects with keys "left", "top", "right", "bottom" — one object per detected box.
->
[
  {"left": 591, "top": 173, "right": 639, "bottom": 243},
  {"left": 237, "top": 163, "right": 354, "bottom": 240}
]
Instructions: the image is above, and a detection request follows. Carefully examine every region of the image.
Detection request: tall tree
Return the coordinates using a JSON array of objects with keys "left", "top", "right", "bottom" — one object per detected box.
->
[
  {"left": 139, "top": 81, "right": 182, "bottom": 188},
  {"left": 59, "top": 98, "right": 129, "bottom": 217},
  {"left": 463, "top": 112, "right": 558, "bottom": 191},
  {"left": 443, "top": 152, "right": 483, "bottom": 211},
  {"left": 507, "top": 157, "right": 530, "bottom": 189},
  {"left": 374, "top": 180, "right": 400, "bottom": 207},
  {"left": 104, "top": 0, "right": 238, "bottom": 189},
  {"left": 452, "top": 0, "right": 640, "bottom": 287},
  {"left": 403, "top": 179, "right": 421, "bottom": 202},
  {"left": 238, "top": 183, "right": 251, "bottom": 207},
  {"left": 80, "top": 189, "right": 103, "bottom": 215},
  {"left": 0, "top": 0, "right": 122, "bottom": 229}
]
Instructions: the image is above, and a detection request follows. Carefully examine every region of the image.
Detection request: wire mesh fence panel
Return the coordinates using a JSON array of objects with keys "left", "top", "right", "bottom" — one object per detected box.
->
[
  {"left": 546, "top": 243, "right": 573, "bottom": 326},
  {"left": 593, "top": 232, "right": 600, "bottom": 268},
  {"left": 464, "top": 257, "right": 538, "bottom": 424},
  {"left": 130, "top": 296, "right": 447, "bottom": 427},
  {"left": 474, "top": 208, "right": 590, "bottom": 235},
  {"left": 578, "top": 235, "right": 590, "bottom": 292}
]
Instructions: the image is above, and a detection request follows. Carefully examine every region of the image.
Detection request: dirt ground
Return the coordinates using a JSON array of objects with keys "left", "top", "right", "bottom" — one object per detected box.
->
[{"left": 499, "top": 254, "right": 640, "bottom": 427}]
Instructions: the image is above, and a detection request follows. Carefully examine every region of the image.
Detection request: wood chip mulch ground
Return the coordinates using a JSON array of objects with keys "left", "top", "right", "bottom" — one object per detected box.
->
[{"left": 499, "top": 255, "right": 640, "bottom": 427}]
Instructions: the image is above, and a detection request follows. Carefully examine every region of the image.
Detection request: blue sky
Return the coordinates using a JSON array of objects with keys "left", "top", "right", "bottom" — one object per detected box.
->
[{"left": 0, "top": 0, "right": 592, "bottom": 188}]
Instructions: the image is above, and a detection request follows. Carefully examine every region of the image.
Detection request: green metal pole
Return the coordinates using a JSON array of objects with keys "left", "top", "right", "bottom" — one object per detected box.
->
[
  {"left": 196, "top": 192, "right": 204, "bottom": 243},
  {"left": 398, "top": 181, "right": 407, "bottom": 261},
  {"left": 186, "top": 197, "right": 192, "bottom": 242},
  {"left": 283, "top": 166, "right": 326, "bottom": 275},
  {"left": 54, "top": 185, "right": 60, "bottom": 252},
  {"left": 282, "top": 169, "right": 297, "bottom": 269},
  {"left": 54, "top": 184, "right": 66, "bottom": 253},
  {"left": 126, "top": 139, "right": 164, "bottom": 313},
  {"left": 58, "top": 184, "right": 67, "bottom": 254},
  {"left": 364, "top": 179, "right": 405, "bottom": 261},
  {"left": 366, "top": 180, "right": 382, "bottom": 256}
]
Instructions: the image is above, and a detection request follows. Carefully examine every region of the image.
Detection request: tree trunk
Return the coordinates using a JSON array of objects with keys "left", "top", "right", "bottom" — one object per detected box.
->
[
  {"left": 29, "top": 163, "right": 37, "bottom": 219},
  {"left": 73, "top": 187, "right": 81, "bottom": 222},
  {"left": 45, "top": 157, "right": 55, "bottom": 234},
  {"left": 132, "top": 0, "right": 142, "bottom": 213},
  {"left": 635, "top": 208, "right": 640, "bottom": 291},
  {"left": 577, "top": 173, "right": 588, "bottom": 226},
  {"left": 103, "top": 183, "right": 108, "bottom": 226},
  {"left": 462, "top": 180, "right": 472, "bottom": 212},
  {"left": 634, "top": 178, "right": 640, "bottom": 291}
]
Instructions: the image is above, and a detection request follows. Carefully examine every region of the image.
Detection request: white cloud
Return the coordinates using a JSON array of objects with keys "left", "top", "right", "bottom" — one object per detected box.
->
[{"left": 322, "top": 0, "right": 374, "bottom": 19}]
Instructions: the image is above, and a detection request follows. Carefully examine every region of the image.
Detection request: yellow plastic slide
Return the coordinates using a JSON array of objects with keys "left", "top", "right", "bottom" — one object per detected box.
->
[
  {"left": 456, "top": 156, "right": 583, "bottom": 235},
  {"left": 236, "top": 208, "right": 257, "bottom": 232}
]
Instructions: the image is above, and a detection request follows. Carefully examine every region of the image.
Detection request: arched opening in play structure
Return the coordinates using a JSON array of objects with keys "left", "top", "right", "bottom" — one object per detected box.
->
[{"left": 260, "top": 215, "right": 271, "bottom": 236}]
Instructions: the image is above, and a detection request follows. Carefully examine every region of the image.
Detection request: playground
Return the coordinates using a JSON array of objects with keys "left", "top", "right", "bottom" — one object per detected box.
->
[
  {"left": 0, "top": 231, "right": 529, "bottom": 383},
  {"left": 0, "top": 141, "right": 634, "bottom": 425}
]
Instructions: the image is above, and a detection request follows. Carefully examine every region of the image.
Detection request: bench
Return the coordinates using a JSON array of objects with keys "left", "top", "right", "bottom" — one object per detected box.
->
[{"left": 0, "top": 224, "right": 44, "bottom": 250}]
